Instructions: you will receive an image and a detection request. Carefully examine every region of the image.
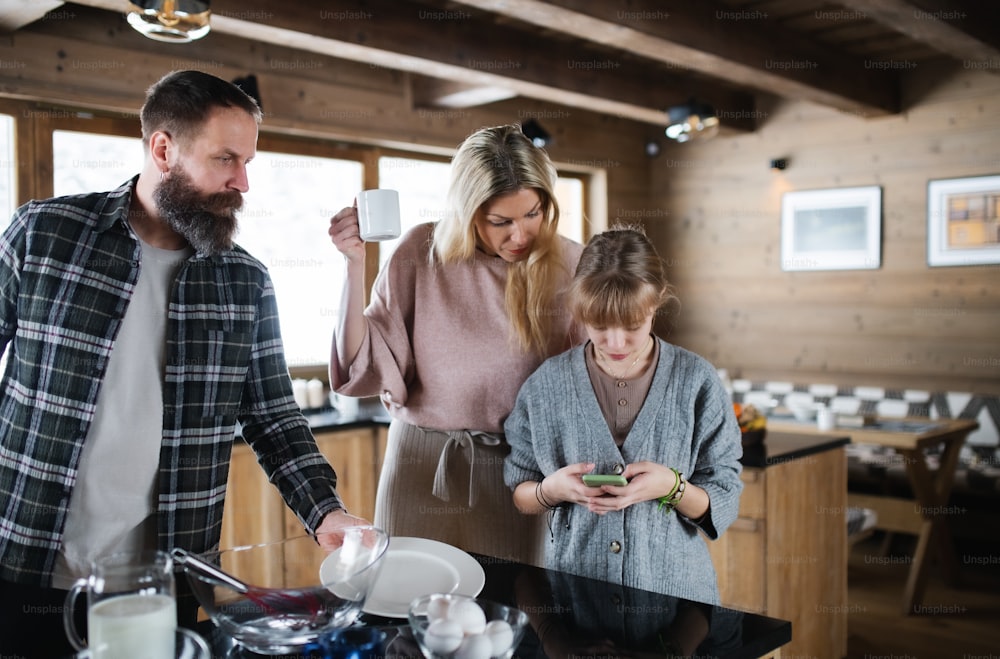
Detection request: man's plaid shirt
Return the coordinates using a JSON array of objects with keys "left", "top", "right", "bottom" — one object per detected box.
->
[{"left": 0, "top": 178, "right": 344, "bottom": 585}]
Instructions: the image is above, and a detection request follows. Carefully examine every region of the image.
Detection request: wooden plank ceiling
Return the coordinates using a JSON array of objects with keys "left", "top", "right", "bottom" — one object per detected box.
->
[{"left": 4, "top": 0, "right": 1000, "bottom": 135}]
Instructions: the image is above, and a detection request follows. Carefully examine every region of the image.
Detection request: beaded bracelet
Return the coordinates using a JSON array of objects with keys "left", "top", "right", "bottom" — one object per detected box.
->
[{"left": 656, "top": 468, "right": 686, "bottom": 513}]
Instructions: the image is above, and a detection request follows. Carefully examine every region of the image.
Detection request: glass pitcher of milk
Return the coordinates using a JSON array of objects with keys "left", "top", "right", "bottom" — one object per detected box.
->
[{"left": 64, "top": 550, "right": 177, "bottom": 659}]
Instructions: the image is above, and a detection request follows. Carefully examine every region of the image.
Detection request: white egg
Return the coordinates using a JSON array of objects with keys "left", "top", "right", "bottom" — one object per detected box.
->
[
  {"left": 426, "top": 594, "right": 452, "bottom": 621},
  {"left": 484, "top": 619, "right": 514, "bottom": 656},
  {"left": 424, "top": 618, "right": 464, "bottom": 654},
  {"left": 455, "top": 633, "right": 493, "bottom": 659},
  {"left": 447, "top": 600, "right": 487, "bottom": 635}
]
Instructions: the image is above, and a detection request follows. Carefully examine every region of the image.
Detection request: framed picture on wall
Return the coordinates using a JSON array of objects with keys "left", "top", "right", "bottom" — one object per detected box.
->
[
  {"left": 927, "top": 174, "right": 1000, "bottom": 267},
  {"left": 780, "top": 186, "right": 882, "bottom": 271}
]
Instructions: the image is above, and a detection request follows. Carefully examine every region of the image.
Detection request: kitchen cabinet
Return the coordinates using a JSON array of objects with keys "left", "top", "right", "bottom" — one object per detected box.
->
[
  {"left": 706, "top": 432, "right": 848, "bottom": 659},
  {"left": 219, "top": 425, "right": 386, "bottom": 587}
]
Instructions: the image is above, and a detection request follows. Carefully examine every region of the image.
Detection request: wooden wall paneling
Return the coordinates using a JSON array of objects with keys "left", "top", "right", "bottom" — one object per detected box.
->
[
  {"left": 652, "top": 65, "right": 1000, "bottom": 397},
  {"left": 29, "top": 107, "right": 54, "bottom": 202}
]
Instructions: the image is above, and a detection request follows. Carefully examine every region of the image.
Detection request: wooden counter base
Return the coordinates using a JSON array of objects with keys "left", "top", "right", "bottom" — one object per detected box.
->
[{"left": 707, "top": 433, "right": 848, "bottom": 659}]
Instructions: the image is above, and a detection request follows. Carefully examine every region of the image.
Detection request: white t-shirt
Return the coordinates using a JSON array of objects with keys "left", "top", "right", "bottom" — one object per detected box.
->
[{"left": 52, "top": 239, "right": 192, "bottom": 588}]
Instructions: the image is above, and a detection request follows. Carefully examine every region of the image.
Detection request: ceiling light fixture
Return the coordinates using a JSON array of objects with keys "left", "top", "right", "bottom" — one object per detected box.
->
[
  {"left": 127, "top": 0, "right": 211, "bottom": 43},
  {"left": 521, "top": 119, "right": 551, "bottom": 148},
  {"left": 665, "top": 99, "right": 719, "bottom": 143}
]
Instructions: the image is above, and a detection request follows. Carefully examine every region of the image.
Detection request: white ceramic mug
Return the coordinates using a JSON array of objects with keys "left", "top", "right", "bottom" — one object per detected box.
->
[
  {"left": 64, "top": 551, "right": 177, "bottom": 659},
  {"left": 331, "top": 392, "right": 360, "bottom": 418},
  {"left": 356, "top": 189, "right": 401, "bottom": 241},
  {"left": 817, "top": 407, "right": 836, "bottom": 431}
]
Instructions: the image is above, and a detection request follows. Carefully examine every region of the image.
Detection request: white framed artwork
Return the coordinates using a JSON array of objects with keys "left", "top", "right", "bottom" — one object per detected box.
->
[
  {"left": 780, "top": 186, "right": 882, "bottom": 272},
  {"left": 927, "top": 174, "right": 1000, "bottom": 267}
]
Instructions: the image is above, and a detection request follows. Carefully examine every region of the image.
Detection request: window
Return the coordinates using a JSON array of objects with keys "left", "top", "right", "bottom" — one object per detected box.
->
[
  {"left": 376, "top": 157, "right": 451, "bottom": 267},
  {"left": 555, "top": 176, "right": 585, "bottom": 241},
  {"left": 51, "top": 130, "right": 364, "bottom": 368},
  {"left": 53, "top": 130, "right": 143, "bottom": 196},
  {"left": 0, "top": 114, "right": 15, "bottom": 227},
  {"left": 48, "top": 129, "right": 591, "bottom": 369},
  {"left": 239, "top": 152, "right": 363, "bottom": 368}
]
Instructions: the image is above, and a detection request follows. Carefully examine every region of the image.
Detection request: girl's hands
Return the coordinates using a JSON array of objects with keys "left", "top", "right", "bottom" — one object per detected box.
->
[
  {"left": 328, "top": 204, "right": 366, "bottom": 263},
  {"left": 539, "top": 462, "right": 693, "bottom": 517},
  {"left": 539, "top": 462, "right": 600, "bottom": 507},
  {"left": 584, "top": 461, "right": 677, "bottom": 515}
]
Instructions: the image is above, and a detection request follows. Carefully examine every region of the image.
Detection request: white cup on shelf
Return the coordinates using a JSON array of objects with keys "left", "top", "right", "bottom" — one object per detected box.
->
[
  {"left": 817, "top": 407, "right": 835, "bottom": 431},
  {"left": 291, "top": 378, "right": 309, "bottom": 409},
  {"left": 306, "top": 378, "right": 326, "bottom": 409}
]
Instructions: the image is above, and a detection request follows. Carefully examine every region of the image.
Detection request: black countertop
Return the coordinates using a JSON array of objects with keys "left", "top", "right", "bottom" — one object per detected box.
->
[
  {"left": 301, "top": 407, "right": 847, "bottom": 473},
  {"left": 198, "top": 553, "right": 791, "bottom": 658},
  {"left": 301, "top": 402, "right": 391, "bottom": 433},
  {"left": 740, "top": 430, "right": 849, "bottom": 469}
]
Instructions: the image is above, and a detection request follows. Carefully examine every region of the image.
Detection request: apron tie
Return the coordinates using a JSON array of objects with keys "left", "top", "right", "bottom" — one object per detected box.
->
[{"left": 432, "top": 430, "right": 503, "bottom": 508}]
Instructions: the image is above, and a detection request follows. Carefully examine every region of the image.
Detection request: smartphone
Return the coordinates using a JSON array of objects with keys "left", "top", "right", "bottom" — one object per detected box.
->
[{"left": 582, "top": 474, "right": 627, "bottom": 487}]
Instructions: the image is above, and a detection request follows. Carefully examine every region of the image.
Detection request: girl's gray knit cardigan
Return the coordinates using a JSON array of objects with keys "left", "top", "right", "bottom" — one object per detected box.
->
[{"left": 504, "top": 339, "right": 744, "bottom": 604}]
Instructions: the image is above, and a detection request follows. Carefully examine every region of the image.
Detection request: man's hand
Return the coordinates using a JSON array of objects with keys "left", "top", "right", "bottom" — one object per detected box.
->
[{"left": 314, "top": 509, "right": 373, "bottom": 550}]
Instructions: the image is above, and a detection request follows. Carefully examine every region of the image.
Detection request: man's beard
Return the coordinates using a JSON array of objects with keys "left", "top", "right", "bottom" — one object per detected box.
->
[{"left": 153, "top": 167, "right": 242, "bottom": 256}]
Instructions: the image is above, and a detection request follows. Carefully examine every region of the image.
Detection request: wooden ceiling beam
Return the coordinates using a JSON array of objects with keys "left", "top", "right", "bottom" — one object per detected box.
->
[
  {"left": 63, "top": 0, "right": 756, "bottom": 130},
  {"left": 409, "top": 77, "right": 517, "bottom": 109},
  {"left": 834, "top": 0, "right": 1000, "bottom": 64},
  {"left": 451, "top": 0, "right": 901, "bottom": 117}
]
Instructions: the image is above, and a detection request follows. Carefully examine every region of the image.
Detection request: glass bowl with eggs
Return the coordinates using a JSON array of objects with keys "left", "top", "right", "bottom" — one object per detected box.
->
[{"left": 408, "top": 593, "right": 528, "bottom": 659}]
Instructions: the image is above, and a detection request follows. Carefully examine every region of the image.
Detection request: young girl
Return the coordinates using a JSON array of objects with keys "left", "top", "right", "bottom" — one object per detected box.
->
[{"left": 503, "top": 225, "right": 743, "bottom": 602}]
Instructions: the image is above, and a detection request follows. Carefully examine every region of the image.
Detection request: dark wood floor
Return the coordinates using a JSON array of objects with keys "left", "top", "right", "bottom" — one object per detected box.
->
[{"left": 846, "top": 534, "right": 1000, "bottom": 658}]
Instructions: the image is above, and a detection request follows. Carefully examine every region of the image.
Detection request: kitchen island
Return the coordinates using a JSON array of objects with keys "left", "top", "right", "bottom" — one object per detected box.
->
[
  {"left": 195, "top": 551, "right": 792, "bottom": 658},
  {"left": 707, "top": 431, "right": 850, "bottom": 659},
  {"left": 219, "top": 411, "right": 808, "bottom": 658}
]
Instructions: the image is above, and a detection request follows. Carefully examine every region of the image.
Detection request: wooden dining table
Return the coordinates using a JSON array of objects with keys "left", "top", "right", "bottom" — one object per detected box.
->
[{"left": 768, "top": 416, "right": 979, "bottom": 615}]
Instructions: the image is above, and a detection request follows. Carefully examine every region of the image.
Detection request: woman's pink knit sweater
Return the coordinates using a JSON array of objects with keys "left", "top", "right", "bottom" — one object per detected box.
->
[{"left": 335, "top": 222, "right": 582, "bottom": 433}]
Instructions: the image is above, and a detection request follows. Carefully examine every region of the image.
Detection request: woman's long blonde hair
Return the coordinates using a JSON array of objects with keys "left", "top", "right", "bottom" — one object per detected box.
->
[{"left": 432, "top": 124, "right": 567, "bottom": 357}]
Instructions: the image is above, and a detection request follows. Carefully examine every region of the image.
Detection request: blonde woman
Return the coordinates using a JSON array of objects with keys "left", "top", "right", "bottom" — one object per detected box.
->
[
  {"left": 504, "top": 226, "right": 743, "bottom": 602},
  {"left": 328, "top": 125, "right": 583, "bottom": 565}
]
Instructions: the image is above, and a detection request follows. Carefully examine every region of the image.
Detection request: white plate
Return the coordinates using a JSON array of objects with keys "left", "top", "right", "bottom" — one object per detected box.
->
[{"left": 361, "top": 537, "right": 486, "bottom": 618}]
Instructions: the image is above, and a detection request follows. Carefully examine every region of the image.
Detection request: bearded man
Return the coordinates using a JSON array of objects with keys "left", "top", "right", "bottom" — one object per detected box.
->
[{"left": 0, "top": 70, "right": 366, "bottom": 657}]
